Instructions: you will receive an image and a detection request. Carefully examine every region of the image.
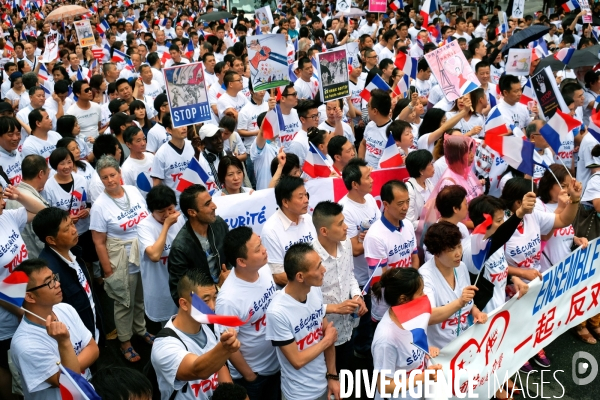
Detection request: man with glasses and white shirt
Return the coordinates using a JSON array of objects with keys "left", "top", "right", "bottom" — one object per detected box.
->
[{"left": 217, "top": 71, "right": 248, "bottom": 119}]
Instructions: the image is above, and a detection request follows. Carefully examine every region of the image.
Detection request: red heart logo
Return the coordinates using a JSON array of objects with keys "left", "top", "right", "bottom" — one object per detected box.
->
[{"left": 448, "top": 310, "right": 510, "bottom": 396}]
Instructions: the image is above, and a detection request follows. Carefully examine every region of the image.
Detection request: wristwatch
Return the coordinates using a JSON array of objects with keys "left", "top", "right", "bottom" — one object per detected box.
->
[{"left": 326, "top": 373, "right": 339, "bottom": 381}]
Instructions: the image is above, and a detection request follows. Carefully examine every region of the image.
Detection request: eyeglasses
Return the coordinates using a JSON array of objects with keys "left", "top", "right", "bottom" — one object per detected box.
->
[
  {"left": 28, "top": 273, "right": 60, "bottom": 292},
  {"left": 306, "top": 112, "right": 321, "bottom": 120},
  {"left": 83, "top": 87, "right": 92, "bottom": 93},
  {"left": 283, "top": 92, "right": 298, "bottom": 97},
  {"left": 231, "top": 79, "right": 243, "bottom": 83}
]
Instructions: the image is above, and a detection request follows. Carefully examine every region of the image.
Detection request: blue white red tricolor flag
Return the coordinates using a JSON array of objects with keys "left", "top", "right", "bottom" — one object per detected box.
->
[
  {"left": 586, "top": 109, "right": 600, "bottom": 143},
  {"left": 471, "top": 213, "right": 493, "bottom": 272},
  {"left": 176, "top": 157, "right": 213, "bottom": 192},
  {"left": 485, "top": 126, "right": 535, "bottom": 176},
  {"left": 389, "top": 0, "right": 402, "bottom": 11},
  {"left": 484, "top": 108, "right": 510, "bottom": 137},
  {"left": 362, "top": 258, "right": 386, "bottom": 295},
  {"left": 519, "top": 78, "right": 537, "bottom": 105},
  {"left": 378, "top": 134, "right": 403, "bottom": 169},
  {"left": 303, "top": 143, "right": 334, "bottom": 178},
  {"left": 262, "top": 104, "right": 285, "bottom": 140},
  {"left": 391, "top": 295, "right": 431, "bottom": 354},
  {"left": 539, "top": 109, "right": 581, "bottom": 154},
  {"left": 59, "top": 364, "right": 101, "bottom": 400},
  {"left": 38, "top": 62, "right": 49, "bottom": 81},
  {"left": 394, "top": 52, "right": 417, "bottom": 80},
  {"left": 0, "top": 271, "right": 28, "bottom": 307},
  {"left": 562, "top": 0, "right": 580, "bottom": 12},
  {"left": 360, "top": 75, "right": 391, "bottom": 102},
  {"left": 191, "top": 292, "right": 249, "bottom": 326},
  {"left": 554, "top": 48, "right": 575, "bottom": 64},
  {"left": 111, "top": 48, "right": 126, "bottom": 63},
  {"left": 420, "top": 0, "right": 436, "bottom": 26}
]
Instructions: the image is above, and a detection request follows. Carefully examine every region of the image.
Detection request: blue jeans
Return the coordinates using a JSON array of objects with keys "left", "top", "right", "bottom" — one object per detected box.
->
[{"left": 234, "top": 371, "right": 281, "bottom": 400}]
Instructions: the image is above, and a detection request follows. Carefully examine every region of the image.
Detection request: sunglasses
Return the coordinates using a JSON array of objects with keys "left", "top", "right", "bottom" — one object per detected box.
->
[{"left": 83, "top": 87, "right": 92, "bottom": 93}]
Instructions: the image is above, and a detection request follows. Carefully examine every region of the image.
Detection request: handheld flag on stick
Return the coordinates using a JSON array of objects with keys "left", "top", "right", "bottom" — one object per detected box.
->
[
  {"left": 471, "top": 213, "right": 493, "bottom": 285},
  {"left": 176, "top": 157, "right": 213, "bottom": 192},
  {"left": 303, "top": 142, "right": 336, "bottom": 178},
  {"left": 361, "top": 259, "right": 385, "bottom": 295},
  {"left": 378, "top": 134, "right": 403, "bottom": 169},
  {"left": 58, "top": 363, "right": 102, "bottom": 400},
  {"left": 262, "top": 104, "right": 285, "bottom": 140},
  {"left": 391, "top": 295, "right": 431, "bottom": 354},
  {"left": 191, "top": 292, "right": 250, "bottom": 326}
]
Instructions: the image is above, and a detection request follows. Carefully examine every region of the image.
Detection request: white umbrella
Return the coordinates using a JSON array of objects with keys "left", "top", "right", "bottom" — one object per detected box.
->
[{"left": 334, "top": 8, "right": 366, "bottom": 18}]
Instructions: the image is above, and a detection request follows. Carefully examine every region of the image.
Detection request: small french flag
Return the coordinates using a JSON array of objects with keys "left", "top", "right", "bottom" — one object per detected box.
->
[
  {"left": 362, "top": 258, "right": 386, "bottom": 295},
  {"left": 161, "top": 51, "right": 172, "bottom": 65},
  {"left": 191, "top": 292, "right": 249, "bottom": 326},
  {"left": 303, "top": 143, "right": 333, "bottom": 178},
  {"left": 4, "top": 39, "right": 13, "bottom": 53},
  {"left": 0, "top": 271, "right": 28, "bottom": 308},
  {"left": 562, "top": 0, "right": 580, "bottom": 12},
  {"left": 389, "top": 0, "right": 402, "bottom": 11},
  {"left": 484, "top": 108, "right": 510, "bottom": 137},
  {"left": 390, "top": 295, "right": 431, "bottom": 354},
  {"left": 539, "top": 109, "right": 581, "bottom": 155},
  {"left": 360, "top": 75, "right": 391, "bottom": 102},
  {"left": 420, "top": 0, "right": 436, "bottom": 26},
  {"left": 554, "top": 47, "right": 575, "bottom": 64},
  {"left": 185, "top": 41, "right": 194, "bottom": 59},
  {"left": 262, "top": 104, "right": 285, "bottom": 140},
  {"left": 58, "top": 364, "right": 101, "bottom": 400},
  {"left": 38, "top": 62, "right": 49, "bottom": 81},
  {"left": 458, "top": 76, "right": 479, "bottom": 97},
  {"left": 394, "top": 52, "right": 416, "bottom": 80},
  {"left": 41, "top": 84, "right": 51, "bottom": 98},
  {"left": 142, "top": 20, "right": 150, "bottom": 31},
  {"left": 519, "top": 78, "right": 537, "bottom": 105},
  {"left": 112, "top": 48, "right": 127, "bottom": 63},
  {"left": 485, "top": 126, "right": 535, "bottom": 176},
  {"left": 471, "top": 213, "right": 493, "bottom": 272},
  {"left": 378, "top": 134, "right": 403, "bottom": 169},
  {"left": 176, "top": 157, "right": 213, "bottom": 192}
]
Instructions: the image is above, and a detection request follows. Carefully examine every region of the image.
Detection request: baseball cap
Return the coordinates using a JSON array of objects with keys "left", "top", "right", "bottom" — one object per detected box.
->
[{"left": 199, "top": 124, "right": 222, "bottom": 140}]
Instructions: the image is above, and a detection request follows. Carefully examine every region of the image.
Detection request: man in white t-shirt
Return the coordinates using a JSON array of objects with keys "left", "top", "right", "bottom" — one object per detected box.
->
[
  {"left": 261, "top": 176, "right": 318, "bottom": 287},
  {"left": 363, "top": 180, "right": 419, "bottom": 322},
  {"left": 452, "top": 17, "right": 473, "bottom": 41},
  {"left": 216, "top": 227, "right": 280, "bottom": 400},
  {"left": 121, "top": 126, "right": 155, "bottom": 198},
  {"left": 151, "top": 269, "right": 238, "bottom": 400},
  {"left": 496, "top": 74, "right": 535, "bottom": 137},
  {"left": 358, "top": 89, "right": 393, "bottom": 168},
  {"left": 338, "top": 158, "right": 381, "bottom": 357},
  {"left": 217, "top": 71, "right": 249, "bottom": 119},
  {"left": 20, "top": 108, "right": 61, "bottom": 160},
  {"left": 279, "top": 84, "right": 301, "bottom": 151},
  {"left": 265, "top": 242, "right": 340, "bottom": 400},
  {"left": 66, "top": 81, "right": 103, "bottom": 145},
  {"left": 17, "top": 87, "right": 57, "bottom": 137},
  {"left": 293, "top": 57, "right": 320, "bottom": 100},
  {"left": 139, "top": 64, "right": 163, "bottom": 103},
  {"left": 527, "top": 120, "right": 555, "bottom": 184},
  {"left": 11, "top": 259, "right": 99, "bottom": 399}
]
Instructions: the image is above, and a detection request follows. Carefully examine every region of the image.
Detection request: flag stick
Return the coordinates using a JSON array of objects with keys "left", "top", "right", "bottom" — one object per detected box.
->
[
  {"left": 22, "top": 307, "right": 47, "bottom": 322},
  {"left": 413, "top": 342, "right": 435, "bottom": 363},
  {"left": 360, "top": 259, "right": 383, "bottom": 296},
  {"left": 556, "top": 156, "right": 574, "bottom": 180},
  {"left": 473, "top": 262, "right": 485, "bottom": 286},
  {"left": 531, "top": 177, "right": 534, "bottom": 193},
  {"left": 545, "top": 163, "right": 563, "bottom": 186}
]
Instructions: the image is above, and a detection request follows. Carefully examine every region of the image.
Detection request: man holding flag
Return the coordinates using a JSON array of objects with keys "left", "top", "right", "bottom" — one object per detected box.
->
[
  {"left": 11, "top": 259, "right": 99, "bottom": 398},
  {"left": 151, "top": 269, "right": 239, "bottom": 400}
]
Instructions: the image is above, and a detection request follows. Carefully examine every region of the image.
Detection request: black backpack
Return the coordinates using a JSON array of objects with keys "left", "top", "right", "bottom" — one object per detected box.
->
[{"left": 143, "top": 328, "right": 189, "bottom": 400}]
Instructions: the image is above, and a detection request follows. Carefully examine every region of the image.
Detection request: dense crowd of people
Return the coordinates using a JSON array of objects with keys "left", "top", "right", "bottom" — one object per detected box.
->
[{"left": 0, "top": 0, "right": 599, "bottom": 399}]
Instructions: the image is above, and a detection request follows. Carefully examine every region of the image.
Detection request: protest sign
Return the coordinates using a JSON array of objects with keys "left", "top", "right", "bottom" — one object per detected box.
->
[
  {"left": 255, "top": 7, "right": 274, "bottom": 32},
  {"left": 512, "top": 0, "right": 524, "bottom": 18},
  {"left": 345, "top": 42, "right": 360, "bottom": 70},
  {"left": 73, "top": 20, "right": 95, "bottom": 48},
  {"left": 435, "top": 239, "right": 600, "bottom": 398},
  {"left": 462, "top": 5, "right": 478, "bottom": 20},
  {"left": 531, "top": 66, "right": 569, "bottom": 120},
  {"left": 337, "top": 0, "right": 351, "bottom": 12},
  {"left": 505, "top": 49, "right": 532, "bottom": 76},
  {"left": 163, "top": 62, "right": 212, "bottom": 128},
  {"left": 368, "top": 0, "right": 386, "bottom": 13},
  {"left": 578, "top": 0, "right": 592, "bottom": 23},
  {"left": 214, "top": 167, "right": 409, "bottom": 234},
  {"left": 423, "top": 40, "right": 481, "bottom": 102},
  {"left": 246, "top": 34, "right": 290, "bottom": 91},
  {"left": 316, "top": 47, "right": 350, "bottom": 102},
  {"left": 42, "top": 34, "right": 58, "bottom": 62}
]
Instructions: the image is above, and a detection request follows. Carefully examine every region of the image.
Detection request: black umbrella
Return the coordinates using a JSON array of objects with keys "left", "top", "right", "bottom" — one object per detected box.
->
[
  {"left": 533, "top": 45, "right": 600, "bottom": 74},
  {"left": 562, "top": 12, "right": 600, "bottom": 27},
  {"left": 198, "top": 11, "right": 236, "bottom": 22},
  {"left": 502, "top": 25, "right": 550, "bottom": 55}
]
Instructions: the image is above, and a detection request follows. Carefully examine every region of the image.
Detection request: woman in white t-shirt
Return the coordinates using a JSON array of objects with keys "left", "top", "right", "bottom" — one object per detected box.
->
[
  {"left": 213, "top": 155, "right": 253, "bottom": 196},
  {"left": 56, "top": 137, "right": 94, "bottom": 183},
  {"left": 416, "top": 97, "right": 472, "bottom": 153},
  {"left": 444, "top": 94, "right": 484, "bottom": 138},
  {"left": 371, "top": 268, "right": 442, "bottom": 399},
  {"left": 420, "top": 221, "right": 487, "bottom": 350},
  {"left": 45, "top": 148, "right": 96, "bottom": 262},
  {"left": 5, "top": 72, "right": 29, "bottom": 112},
  {"left": 405, "top": 150, "right": 434, "bottom": 231},
  {"left": 500, "top": 176, "right": 583, "bottom": 371},
  {"left": 90, "top": 155, "right": 153, "bottom": 363},
  {"left": 56, "top": 115, "right": 91, "bottom": 161},
  {"left": 130, "top": 100, "right": 156, "bottom": 138}
]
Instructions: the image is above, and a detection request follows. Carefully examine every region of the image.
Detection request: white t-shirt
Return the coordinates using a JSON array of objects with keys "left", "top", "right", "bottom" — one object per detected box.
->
[
  {"left": 265, "top": 287, "right": 328, "bottom": 400},
  {"left": 338, "top": 194, "right": 381, "bottom": 286},
  {"left": 535, "top": 200, "right": 574, "bottom": 273},
  {"left": 151, "top": 318, "right": 220, "bottom": 400},
  {"left": 504, "top": 211, "right": 555, "bottom": 278},
  {"left": 89, "top": 185, "right": 149, "bottom": 274},
  {"left": 146, "top": 123, "right": 170, "bottom": 153},
  {"left": 215, "top": 266, "right": 279, "bottom": 379},
  {"left": 363, "top": 119, "right": 393, "bottom": 168},
  {"left": 495, "top": 100, "right": 531, "bottom": 137},
  {"left": 0, "top": 148, "right": 22, "bottom": 186},
  {"left": 280, "top": 110, "right": 301, "bottom": 151},
  {"left": 532, "top": 148, "right": 554, "bottom": 184},
  {"left": 319, "top": 120, "right": 355, "bottom": 144},
  {"left": 223, "top": 131, "right": 246, "bottom": 155},
  {"left": 413, "top": 78, "right": 431, "bottom": 99},
  {"left": 419, "top": 259, "right": 474, "bottom": 349},
  {"left": 250, "top": 141, "right": 278, "bottom": 190},
  {"left": 143, "top": 80, "right": 163, "bottom": 101},
  {"left": 137, "top": 214, "right": 184, "bottom": 322},
  {"left": 576, "top": 131, "right": 598, "bottom": 187},
  {"left": 21, "top": 131, "right": 62, "bottom": 160},
  {"left": 262, "top": 210, "right": 317, "bottom": 266},
  {"left": 372, "top": 310, "right": 427, "bottom": 400},
  {"left": 238, "top": 101, "right": 269, "bottom": 151},
  {"left": 216, "top": 92, "right": 248, "bottom": 119},
  {"left": 121, "top": 153, "right": 155, "bottom": 198},
  {"left": 43, "top": 174, "right": 90, "bottom": 235},
  {"left": 582, "top": 173, "right": 600, "bottom": 206},
  {"left": 364, "top": 216, "right": 417, "bottom": 321},
  {"left": 5, "top": 89, "right": 30, "bottom": 111},
  {"left": 66, "top": 102, "right": 102, "bottom": 142},
  {"left": 44, "top": 97, "right": 74, "bottom": 118},
  {"left": 287, "top": 129, "right": 308, "bottom": 165},
  {"left": 293, "top": 77, "right": 320, "bottom": 100},
  {"left": 11, "top": 303, "right": 93, "bottom": 399},
  {"left": 151, "top": 141, "right": 195, "bottom": 205},
  {"left": 0, "top": 208, "right": 27, "bottom": 340}
]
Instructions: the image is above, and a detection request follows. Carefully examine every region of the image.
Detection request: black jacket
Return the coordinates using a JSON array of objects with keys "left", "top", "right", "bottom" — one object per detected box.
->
[
  {"left": 168, "top": 217, "right": 229, "bottom": 305},
  {"left": 38, "top": 245, "right": 105, "bottom": 345}
]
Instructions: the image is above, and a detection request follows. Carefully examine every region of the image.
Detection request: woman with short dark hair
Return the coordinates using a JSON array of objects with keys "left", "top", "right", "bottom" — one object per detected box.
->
[
  {"left": 213, "top": 155, "right": 253, "bottom": 196},
  {"left": 404, "top": 149, "right": 434, "bottom": 230}
]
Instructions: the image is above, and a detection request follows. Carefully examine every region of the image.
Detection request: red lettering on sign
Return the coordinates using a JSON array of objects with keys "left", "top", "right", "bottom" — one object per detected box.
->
[
  {"left": 3, "top": 244, "right": 28, "bottom": 273},
  {"left": 566, "top": 287, "right": 587, "bottom": 325},
  {"left": 533, "top": 306, "right": 556, "bottom": 347}
]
